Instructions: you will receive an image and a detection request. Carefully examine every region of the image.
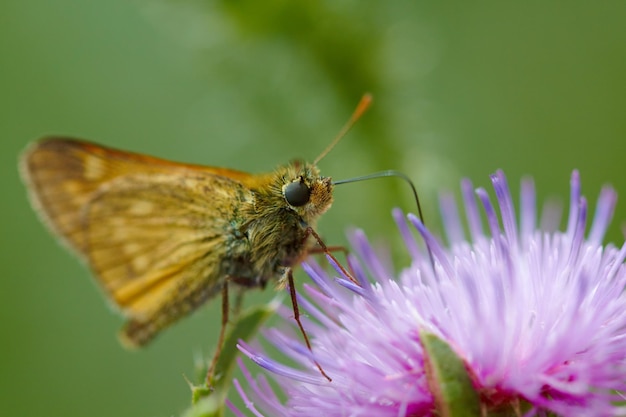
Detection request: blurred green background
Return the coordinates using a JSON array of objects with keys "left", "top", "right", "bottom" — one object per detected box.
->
[{"left": 2, "top": 1, "right": 626, "bottom": 416}]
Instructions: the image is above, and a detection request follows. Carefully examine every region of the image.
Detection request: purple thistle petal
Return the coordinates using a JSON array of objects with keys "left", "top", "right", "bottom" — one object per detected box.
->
[
  {"left": 299, "top": 261, "right": 335, "bottom": 297},
  {"left": 568, "top": 197, "right": 588, "bottom": 267},
  {"left": 334, "top": 277, "right": 366, "bottom": 295},
  {"left": 566, "top": 170, "right": 582, "bottom": 237},
  {"left": 492, "top": 170, "right": 519, "bottom": 249},
  {"left": 228, "top": 380, "right": 265, "bottom": 417},
  {"left": 237, "top": 342, "right": 327, "bottom": 385},
  {"left": 300, "top": 261, "right": 349, "bottom": 305},
  {"left": 225, "top": 399, "right": 248, "bottom": 417},
  {"left": 520, "top": 177, "right": 537, "bottom": 247},
  {"left": 462, "top": 178, "right": 484, "bottom": 242},
  {"left": 408, "top": 213, "right": 454, "bottom": 278},
  {"left": 607, "top": 241, "right": 626, "bottom": 279},
  {"left": 589, "top": 186, "right": 617, "bottom": 245},
  {"left": 262, "top": 328, "right": 330, "bottom": 369},
  {"left": 236, "top": 358, "right": 286, "bottom": 416},
  {"left": 346, "top": 253, "right": 377, "bottom": 302},
  {"left": 348, "top": 229, "right": 392, "bottom": 281},
  {"left": 476, "top": 187, "right": 500, "bottom": 242},
  {"left": 393, "top": 207, "right": 421, "bottom": 261},
  {"left": 439, "top": 192, "right": 465, "bottom": 245},
  {"left": 297, "top": 285, "right": 345, "bottom": 331}
]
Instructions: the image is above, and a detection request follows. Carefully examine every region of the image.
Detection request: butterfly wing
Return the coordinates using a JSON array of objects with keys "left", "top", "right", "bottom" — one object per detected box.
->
[
  {"left": 21, "top": 138, "right": 255, "bottom": 346},
  {"left": 21, "top": 138, "right": 254, "bottom": 253}
]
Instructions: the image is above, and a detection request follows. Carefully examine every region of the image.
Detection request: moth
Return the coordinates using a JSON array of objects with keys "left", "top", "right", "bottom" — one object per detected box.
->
[{"left": 20, "top": 95, "right": 374, "bottom": 382}]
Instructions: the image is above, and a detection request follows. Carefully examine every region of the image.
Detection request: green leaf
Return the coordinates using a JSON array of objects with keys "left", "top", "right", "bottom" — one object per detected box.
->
[
  {"left": 183, "top": 297, "right": 280, "bottom": 417},
  {"left": 180, "top": 395, "right": 222, "bottom": 417},
  {"left": 420, "top": 331, "right": 481, "bottom": 417}
]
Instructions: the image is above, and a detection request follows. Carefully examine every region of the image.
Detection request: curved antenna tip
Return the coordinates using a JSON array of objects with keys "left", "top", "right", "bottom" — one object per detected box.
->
[{"left": 313, "top": 94, "right": 373, "bottom": 165}]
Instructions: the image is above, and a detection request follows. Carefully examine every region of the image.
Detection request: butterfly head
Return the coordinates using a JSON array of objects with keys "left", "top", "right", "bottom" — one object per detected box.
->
[{"left": 281, "top": 161, "right": 333, "bottom": 224}]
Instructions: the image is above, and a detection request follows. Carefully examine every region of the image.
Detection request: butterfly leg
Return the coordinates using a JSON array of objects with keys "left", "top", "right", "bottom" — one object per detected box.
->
[
  {"left": 306, "top": 244, "right": 360, "bottom": 280},
  {"left": 231, "top": 286, "right": 246, "bottom": 318},
  {"left": 286, "top": 268, "right": 332, "bottom": 382},
  {"left": 304, "top": 227, "right": 358, "bottom": 285},
  {"left": 206, "top": 281, "right": 229, "bottom": 387},
  {"left": 307, "top": 244, "right": 349, "bottom": 257}
]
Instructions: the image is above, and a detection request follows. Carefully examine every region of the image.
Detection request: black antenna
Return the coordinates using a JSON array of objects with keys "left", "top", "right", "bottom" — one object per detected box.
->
[
  {"left": 333, "top": 170, "right": 427, "bottom": 226},
  {"left": 333, "top": 170, "right": 436, "bottom": 269}
]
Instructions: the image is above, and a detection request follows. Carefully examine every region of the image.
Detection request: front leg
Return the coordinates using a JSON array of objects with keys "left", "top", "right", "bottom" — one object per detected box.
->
[
  {"left": 285, "top": 267, "right": 332, "bottom": 382},
  {"left": 301, "top": 226, "right": 357, "bottom": 284}
]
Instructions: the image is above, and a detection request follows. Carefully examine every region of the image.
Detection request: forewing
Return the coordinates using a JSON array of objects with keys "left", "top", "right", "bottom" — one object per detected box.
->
[
  {"left": 20, "top": 137, "right": 254, "bottom": 255},
  {"left": 20, "top": 138, "right": 254, "bottom": 319}
]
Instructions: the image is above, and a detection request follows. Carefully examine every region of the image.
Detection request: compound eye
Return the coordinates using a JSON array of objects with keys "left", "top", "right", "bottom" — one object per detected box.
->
[{"left": 284, "top": 178, "right": 311, "bottom": 207}]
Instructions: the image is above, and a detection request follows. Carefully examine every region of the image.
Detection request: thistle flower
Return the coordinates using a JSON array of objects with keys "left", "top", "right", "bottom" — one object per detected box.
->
[{"left": 229, "top": 170, "right": 626, "bottom": 417}]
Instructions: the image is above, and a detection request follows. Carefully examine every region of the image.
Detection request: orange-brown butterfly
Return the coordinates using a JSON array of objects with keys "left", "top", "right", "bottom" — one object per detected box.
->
[{"left": 20, "top": 95, "right": 378, "bottom": 382}]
